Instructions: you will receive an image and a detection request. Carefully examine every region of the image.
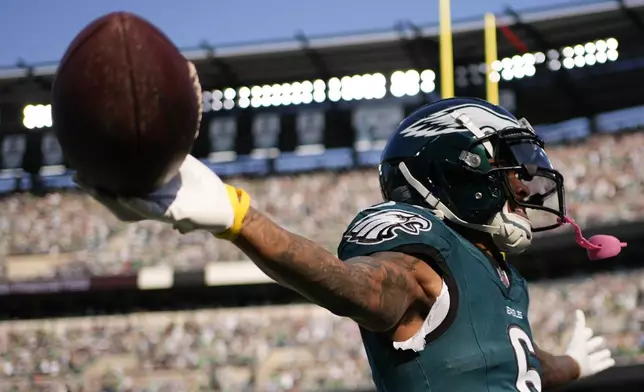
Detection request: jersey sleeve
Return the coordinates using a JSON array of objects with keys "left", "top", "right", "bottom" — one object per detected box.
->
[{"left": 337, "top": 201, "right": 454, "bottom": 261}]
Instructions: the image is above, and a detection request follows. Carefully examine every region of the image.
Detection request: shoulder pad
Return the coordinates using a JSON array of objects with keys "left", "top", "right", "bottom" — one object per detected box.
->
[{"left": 337, "top": 201, "right": 454, "bottom": 260}]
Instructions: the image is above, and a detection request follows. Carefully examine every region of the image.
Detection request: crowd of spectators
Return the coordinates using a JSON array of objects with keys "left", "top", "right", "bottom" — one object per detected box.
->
[
  {"left": 0, "top": 131, "right": 642, "bottom": 390},
  {"left": 1, "top": 131, "right": 644, "bottom": 279},
  {"left": 0, "top": 267, "right": 641, "bottom": 392},
  {"left": 0, "top": 304, "right": 370, "bottom": 392}
]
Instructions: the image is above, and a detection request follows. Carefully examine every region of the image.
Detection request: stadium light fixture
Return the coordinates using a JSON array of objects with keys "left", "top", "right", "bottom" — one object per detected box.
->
[
  {"left": 607, "top": 50, "right": 619, "bottom": 62},
  {"left": 574, "top": 45, "right": 585, "bottom": 57},
  {"left": 224, "top": 88, "right": 236, "bottom": 100},
  {"left": 534, "top": 52, "right": 546, "bottom": 64},
  {"left": 328, "top": 77, "right": 342, "bottom": 102},
  {"left": 24, "top": 37, "right": 623, "bottom": 121},
  {"left": 291, "top": 82, "right": 303, "bottom": 105},
  {"left": 420, "top": 70, "right": 436, "bottom": 93},
  {"left": 269, "top": 84, "right": 281, "bottom": 106},
  {"left": 341, "top": 76, "right": 354, "bottom": 101},
  {"left": 563, "top": 57, "right": 575, "bottom": 69},
  {"left": 239, "top": 86, "right": 251, "bottom": 98},
  {"left": 280, "top": 83, "right": 292, "bottom": 106},
  {"left": 31, "top": 37, "right": 623, "bottom": 117},
  {"left": 606, "top": 38, "right": 618, "bottom": 50},
  {"left": 313, "top": 79, "right": 326, "bottom": 103},
  {"left": 22, "top": 104, "right": 53, "bottom": 129},
  {"left": 596, "top": 40, "right": 607, "bottom": 52},
  {"left": 524, "top": 65, "right": 536, "bottom": 77},
  {"left": 487, "top": 50, "right": 544, "bottom": 83},
  {"left": 485, "top": 38, "right": 620, "bottom": 83},
  {"left": 574, "top": 56, "right": 586, "bottom": 68},
  {"left": 455, "top": 66, "right": 468, "bottom": 88},
  {"left": 390, "top": 71, "right": 407, "bottom": 98},
  {"left": 405, "top": 70, "right": 421, "bottom": 95},
  {"left": 547, "top": 59, "right": 561, "bottom": 71},
  {"left": 596, "top": 52, "right": 606, "bottom": 64},
  {"left": 390, "top": 69, "right": 435, "bottom": 97}
]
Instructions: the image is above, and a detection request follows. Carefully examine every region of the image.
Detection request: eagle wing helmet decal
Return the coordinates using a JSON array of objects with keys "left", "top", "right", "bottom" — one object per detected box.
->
[
  {"left": 400, "top": 103, "right": 522, "bottom": 138},
  {"left": 344, "top": 209, "right": 433, "bottom": 245}
]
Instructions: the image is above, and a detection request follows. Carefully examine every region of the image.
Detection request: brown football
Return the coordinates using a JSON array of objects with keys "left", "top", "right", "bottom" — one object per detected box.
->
[{"left": 52, "top": 12, "right": 201, "bottom": 196}]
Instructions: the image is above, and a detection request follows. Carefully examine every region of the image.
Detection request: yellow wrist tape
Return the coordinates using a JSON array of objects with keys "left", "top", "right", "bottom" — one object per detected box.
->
[{"left": 215, "top": 185, "right": 251, "bottom": 241}]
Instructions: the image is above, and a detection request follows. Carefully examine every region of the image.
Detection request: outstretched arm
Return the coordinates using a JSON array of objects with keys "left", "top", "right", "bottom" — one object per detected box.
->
[
  {"left": 233, "top": 207, "right": 435, "bottom": 332},
  {"left": 75, "top": 157, "right": 437, "bottom": 331}
]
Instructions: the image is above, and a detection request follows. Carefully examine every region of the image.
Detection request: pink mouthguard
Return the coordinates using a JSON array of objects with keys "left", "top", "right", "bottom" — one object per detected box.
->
[{"left": 559, "top": 216, "right": 627, "bottom": 260}]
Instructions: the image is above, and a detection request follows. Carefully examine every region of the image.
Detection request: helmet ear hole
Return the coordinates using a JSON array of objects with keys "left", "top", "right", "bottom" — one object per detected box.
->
[
  {"left": 380, "top": 161, "right": 429, "bottom": 205},
  {"left": 390, "top": 185, "right": 420, "bottom": 204},
  {"left": 433, "top": 160, "right": 506, "bottom": 225}
]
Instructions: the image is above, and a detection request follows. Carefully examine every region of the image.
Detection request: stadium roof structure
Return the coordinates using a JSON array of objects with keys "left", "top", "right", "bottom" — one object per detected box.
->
[{"left": 2, "top": 0, "right": 644, "bottom": 123}]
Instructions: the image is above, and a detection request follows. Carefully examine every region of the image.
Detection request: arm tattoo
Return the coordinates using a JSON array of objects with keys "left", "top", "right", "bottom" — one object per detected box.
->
[
  {"left": 232, "top": 208, "right": 428, "bottom": 331},
  {"left": 535, "top": 345, "right": 580, "bottom": 388}
]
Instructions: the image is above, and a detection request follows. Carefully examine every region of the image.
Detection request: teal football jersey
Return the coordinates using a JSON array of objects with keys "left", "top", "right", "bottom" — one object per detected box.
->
[{"left": 338, "top": 201, "right": 542, "bottom": 392}]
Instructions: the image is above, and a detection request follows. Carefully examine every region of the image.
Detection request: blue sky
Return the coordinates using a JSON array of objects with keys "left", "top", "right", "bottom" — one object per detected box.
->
[{"left": 0, "top": 0, "right": 586, "bottom": 66}]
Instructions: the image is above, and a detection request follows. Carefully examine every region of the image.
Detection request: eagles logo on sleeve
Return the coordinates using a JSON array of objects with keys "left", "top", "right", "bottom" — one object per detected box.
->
[{"left": 344, "top": 209, "right": 433, "bottom": 245}]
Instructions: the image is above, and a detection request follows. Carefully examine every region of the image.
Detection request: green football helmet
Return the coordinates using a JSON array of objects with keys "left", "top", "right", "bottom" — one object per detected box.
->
[{"left": 379, "top": 97, "right": 566, "bottom": 254}]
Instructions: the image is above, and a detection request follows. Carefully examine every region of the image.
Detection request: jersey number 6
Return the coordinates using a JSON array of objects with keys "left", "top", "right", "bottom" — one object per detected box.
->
[{"left": 508, "top": 325, "right": 542, "bottom": 392}]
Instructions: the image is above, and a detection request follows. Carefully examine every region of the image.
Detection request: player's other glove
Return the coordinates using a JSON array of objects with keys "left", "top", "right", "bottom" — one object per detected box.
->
[
  {"left": 75, "top": 154, "right": 251, "bottom": 240},
  {"left": 565, "top": 309, "right": 616, "bottom": 379}
]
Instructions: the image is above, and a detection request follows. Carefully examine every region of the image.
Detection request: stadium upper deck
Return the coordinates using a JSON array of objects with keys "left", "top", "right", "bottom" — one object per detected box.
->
[{"left": 1, "top": 0, "right": 644, "bottom": 127}]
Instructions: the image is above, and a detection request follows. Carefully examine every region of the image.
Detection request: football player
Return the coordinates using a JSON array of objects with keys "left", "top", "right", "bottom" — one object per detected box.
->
[{"left": 79, "top": 97, "right": 615, "bottom": 391}]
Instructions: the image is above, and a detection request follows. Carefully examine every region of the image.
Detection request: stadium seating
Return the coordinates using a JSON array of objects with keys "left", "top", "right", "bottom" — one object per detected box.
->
[
  {"left": 2, "top": 131, "right": 644, "bottom": 279},
  {"left": 1, "top": 129, "right": 644, "bottom": 390},
  {"left": 0, "top": 126, "right": 643, "bottom": 391},
  {"left": 0, "top": 267, "right": 642, "bottom": 391}
]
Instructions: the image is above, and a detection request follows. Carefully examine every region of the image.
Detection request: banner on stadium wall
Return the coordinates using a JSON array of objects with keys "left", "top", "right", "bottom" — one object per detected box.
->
[
  {"left": 198, "top": 101, "right": 410, "bottom": 176},
  {"left": 41, "top": 131, "right": 64, "bottom": 167},
  {"left": 0, "top": 101, "right": 414, "bottom": 190},
  {"left": 1, "top": 133, "right": 26, "bottom": 171}
]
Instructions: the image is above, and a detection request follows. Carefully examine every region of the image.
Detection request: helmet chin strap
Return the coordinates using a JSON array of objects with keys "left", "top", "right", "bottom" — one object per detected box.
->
[
  {"left": 398, "top": 161, "right": 628, "bottom": 259},
  {"left": 488, "top": 204, "right": 532, "bottom": 254}
]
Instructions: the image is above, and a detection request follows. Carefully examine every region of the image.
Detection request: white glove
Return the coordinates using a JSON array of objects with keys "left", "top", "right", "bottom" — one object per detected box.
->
[
  {"left": 565, "top": 309, "right": 616, "bottom": 379},
  {"left": 75, "top": 154, "right": 251, "bottom": 240}
]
